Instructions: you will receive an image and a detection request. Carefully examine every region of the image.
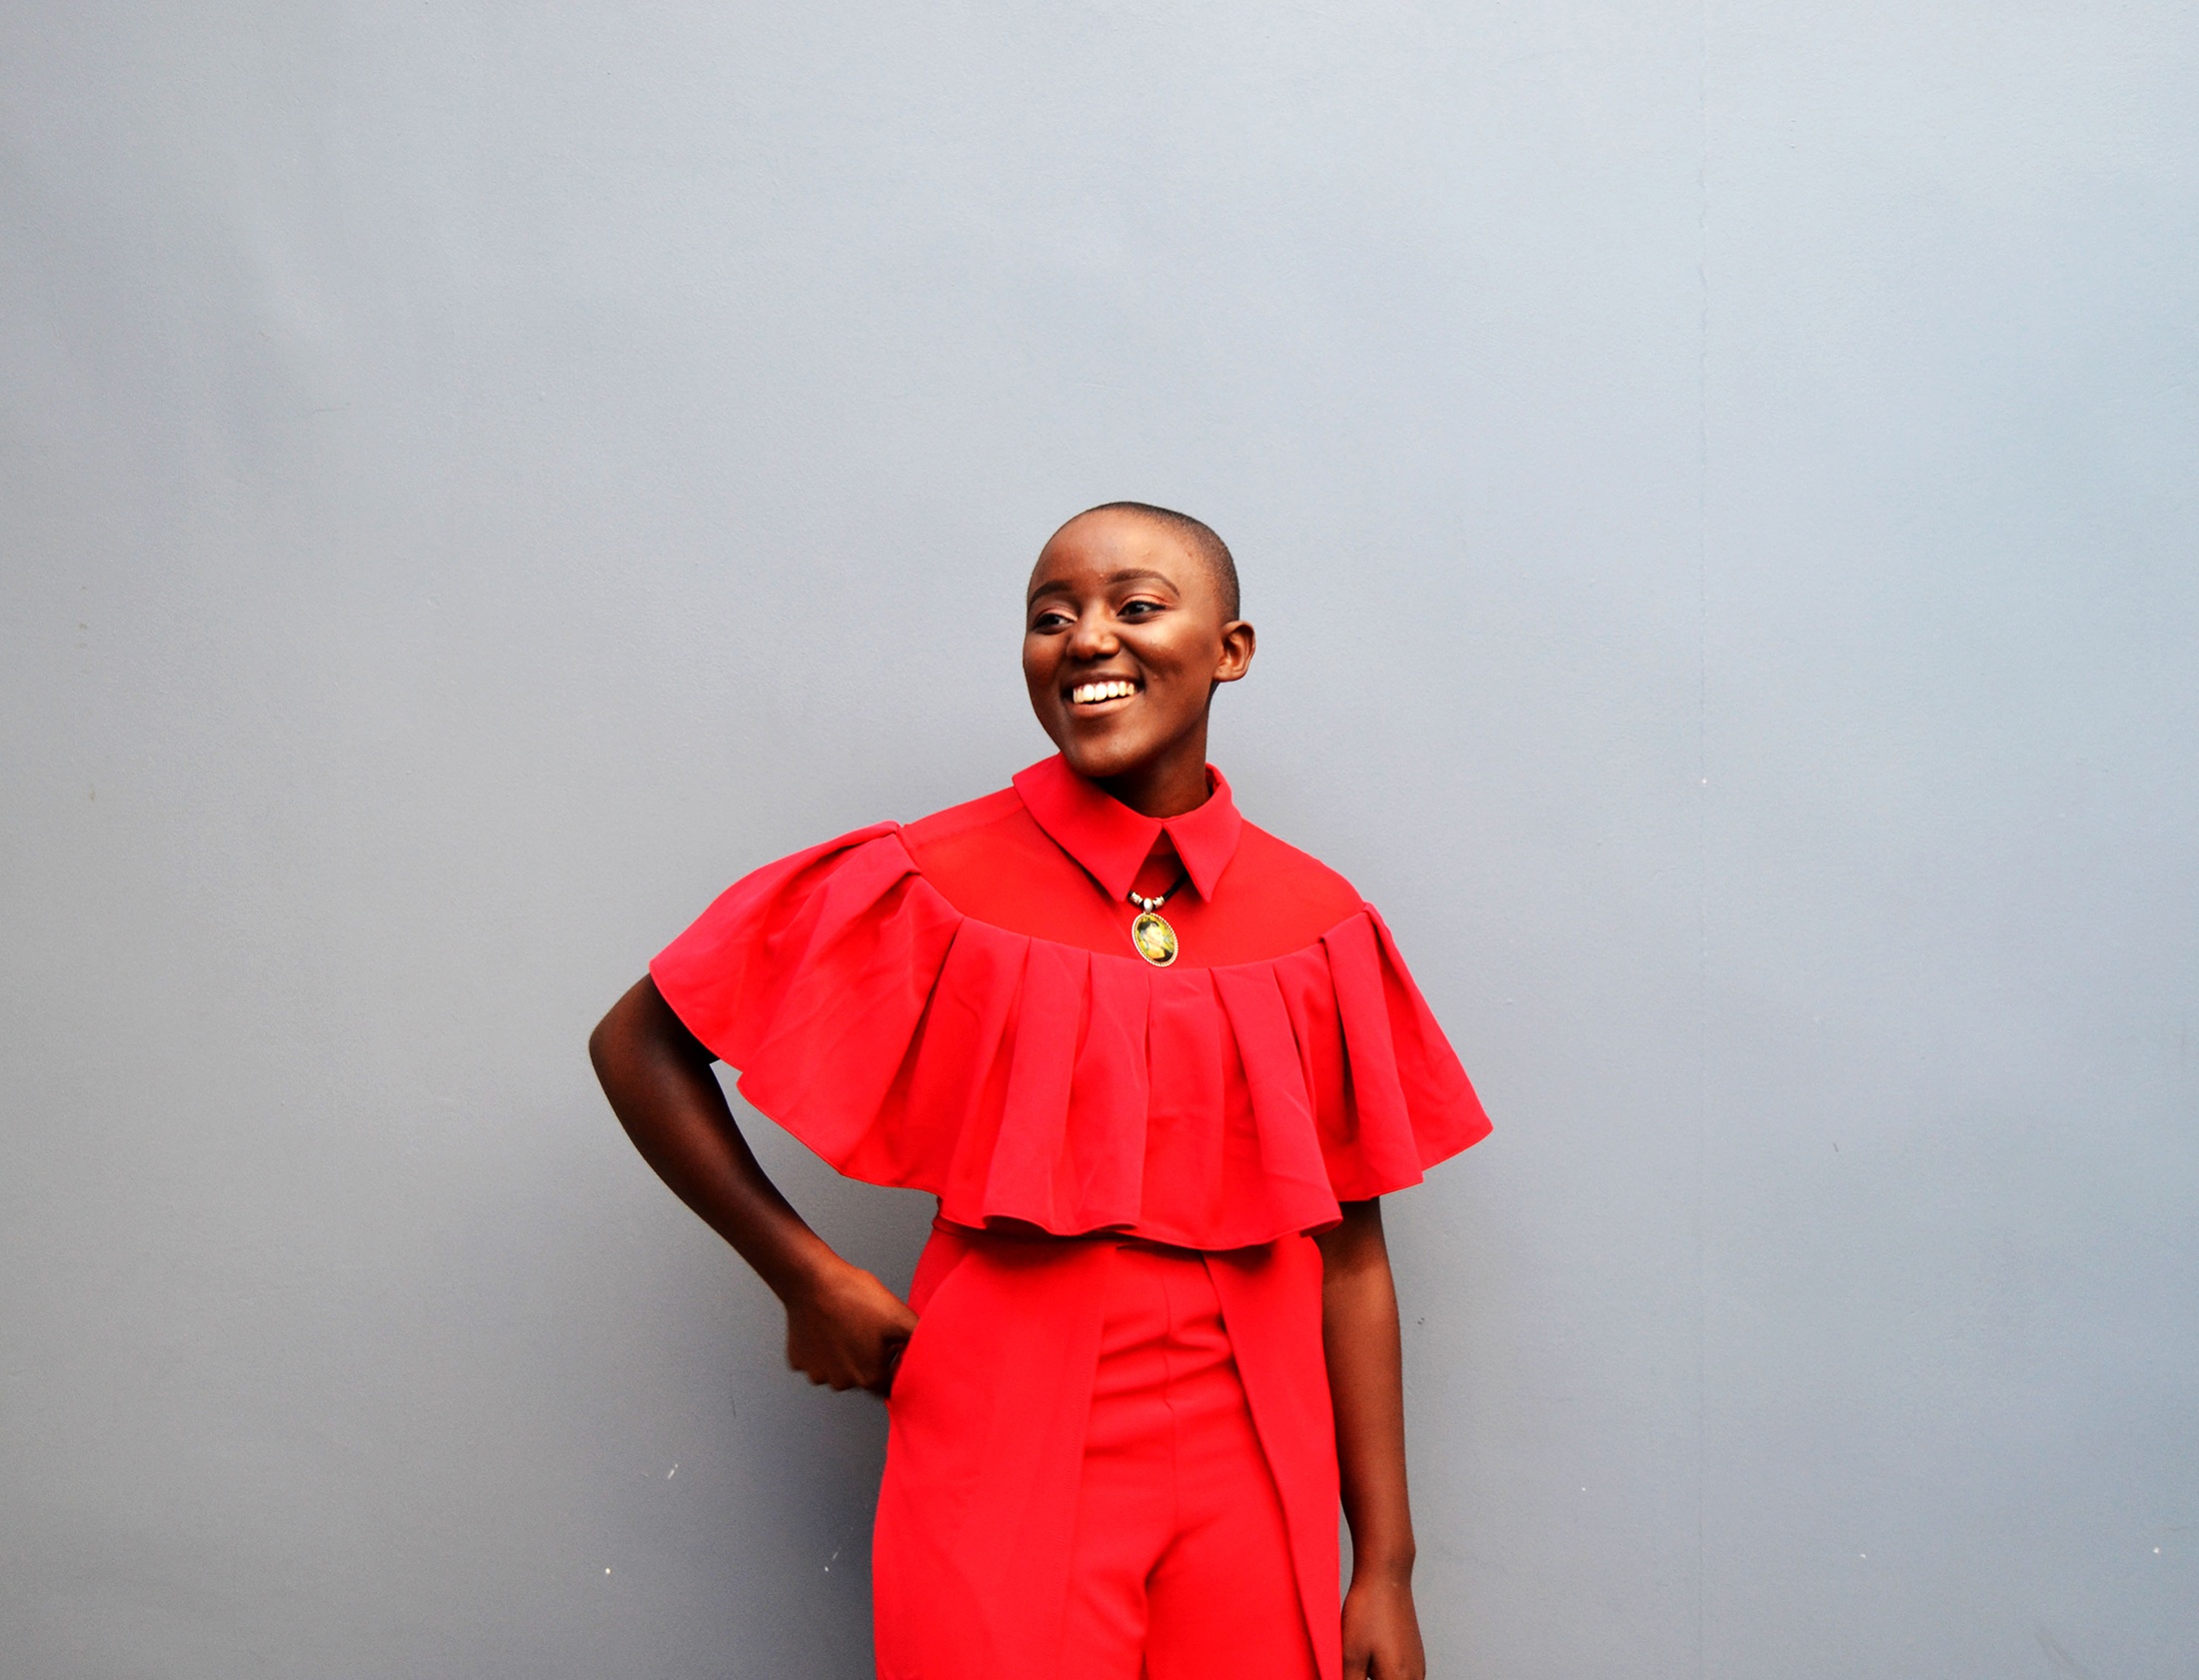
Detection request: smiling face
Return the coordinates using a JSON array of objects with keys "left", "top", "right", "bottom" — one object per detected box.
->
[{"left": 1023, "top": 509, "right": 1254, "bottom": 817}]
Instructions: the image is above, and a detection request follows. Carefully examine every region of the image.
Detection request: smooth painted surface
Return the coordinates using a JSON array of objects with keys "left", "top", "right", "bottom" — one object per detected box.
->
[{"left": 3, "top": 5, "right": 2193, "bottom": 1676}]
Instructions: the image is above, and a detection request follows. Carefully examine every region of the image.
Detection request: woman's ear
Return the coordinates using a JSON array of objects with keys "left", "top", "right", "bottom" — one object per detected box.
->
[{"left": 1214, "top": 620, "right": 1255, "bottom": 685}]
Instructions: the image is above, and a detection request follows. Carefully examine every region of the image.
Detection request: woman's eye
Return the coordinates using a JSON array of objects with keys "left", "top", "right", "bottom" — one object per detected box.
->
[
  {"left": 1032, "top": 611, "right": 1072, "bottom": 632},
  {"left": 1118, "top": 599, "right": 1163, "bottom": 618}
]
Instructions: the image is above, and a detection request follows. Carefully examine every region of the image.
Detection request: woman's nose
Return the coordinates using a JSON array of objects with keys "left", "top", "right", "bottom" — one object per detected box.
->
[{"left": 1066, "top": 611, "right": 1117, "bottom": 659}]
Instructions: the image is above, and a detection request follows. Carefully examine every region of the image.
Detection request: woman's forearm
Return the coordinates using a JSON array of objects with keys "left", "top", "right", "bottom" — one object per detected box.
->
[
  {"left": 1318, "top": 1199, "right": 1417, "bottom": 1577},
  {"left": 587, "top": 975, "right": 836, "bottom": 1301},
  {"left": 590, "top": 975, "right": 917, "bottom": 1392}
]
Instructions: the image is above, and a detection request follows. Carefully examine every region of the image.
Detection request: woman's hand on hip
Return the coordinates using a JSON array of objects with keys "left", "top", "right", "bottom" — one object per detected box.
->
[{"left": 783, "top": 1255, "right": 920, "bottom": 1396}]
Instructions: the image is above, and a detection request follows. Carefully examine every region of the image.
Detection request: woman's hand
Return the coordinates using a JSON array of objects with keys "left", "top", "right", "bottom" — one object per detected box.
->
[
  {"left": 784, "top": 1255, "right": 920, "bottom": 1395},
  {"left": 1342, "top": 1569, "right": 1427, "bottom": 1680}
]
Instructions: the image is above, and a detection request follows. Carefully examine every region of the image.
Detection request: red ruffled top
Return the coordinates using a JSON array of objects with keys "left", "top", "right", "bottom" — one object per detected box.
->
[{"left": 651, "top": 760, "right": 1489, "bottom": 1249}]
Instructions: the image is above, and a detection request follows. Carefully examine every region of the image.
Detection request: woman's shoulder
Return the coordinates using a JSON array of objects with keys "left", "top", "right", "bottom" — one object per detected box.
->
[
  {"left": 899, "top": 785, "right": 1123, "bottom": 941},
  {"left": 900, "top": 786, "right": 1028, "bottom": 852},
  {"left": 1226, "top": 821, "right": 1366, "bottom": 931}
]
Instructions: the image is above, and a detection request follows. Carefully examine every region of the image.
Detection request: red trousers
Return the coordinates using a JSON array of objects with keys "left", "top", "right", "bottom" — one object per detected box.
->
[{"left": 875, "top": 1226, "right": 1336, "bottom": 1680}]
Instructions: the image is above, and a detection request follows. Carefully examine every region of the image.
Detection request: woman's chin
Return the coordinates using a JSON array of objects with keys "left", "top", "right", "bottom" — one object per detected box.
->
[{"left": 1056, "top": 729, "right": 1155, "bottom": 784}]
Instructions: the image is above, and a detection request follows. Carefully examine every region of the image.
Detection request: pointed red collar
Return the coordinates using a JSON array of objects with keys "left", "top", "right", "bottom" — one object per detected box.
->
[{"left": 1011, "top": 754, "right": 1244, "bottom": 903}]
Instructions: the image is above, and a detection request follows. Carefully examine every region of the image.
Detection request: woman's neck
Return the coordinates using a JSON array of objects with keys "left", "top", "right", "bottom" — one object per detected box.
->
[{"left": 1096, "top": 727, "right": 1212, "bottom": 819}]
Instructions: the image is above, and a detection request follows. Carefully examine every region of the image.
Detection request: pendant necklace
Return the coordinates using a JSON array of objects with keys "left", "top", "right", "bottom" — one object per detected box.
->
[{"left": 1126, "top": 871, "right": 1188, "bottom": 967}]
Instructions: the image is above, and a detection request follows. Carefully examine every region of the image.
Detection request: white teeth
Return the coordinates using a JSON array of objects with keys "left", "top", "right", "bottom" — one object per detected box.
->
[{"left": 1073, "top": 681, "right": 1135, "bottom": 705}]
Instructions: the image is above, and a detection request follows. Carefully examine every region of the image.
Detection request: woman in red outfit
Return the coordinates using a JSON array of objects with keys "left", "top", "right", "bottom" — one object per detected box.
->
[{"left": 591, "top": 504, "right": 1489, "bottom": 1679}]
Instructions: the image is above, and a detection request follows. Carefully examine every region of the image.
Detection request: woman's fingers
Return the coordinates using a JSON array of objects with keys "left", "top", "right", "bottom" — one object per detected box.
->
[
  {"left": 870, "top": 1335, "right": 909, "bottom": 1397},
  {"left": 784, "top": 1265, "right": 917, "bottom": 1392}
]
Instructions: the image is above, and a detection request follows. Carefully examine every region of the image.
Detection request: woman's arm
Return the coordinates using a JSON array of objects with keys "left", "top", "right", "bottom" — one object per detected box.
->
[
  {"left": 1317, "top": 1198, "right": 1428, "bottom": 1680},
  {"left": 589, "top": 975, "right": 916, "bottom": 1393}
]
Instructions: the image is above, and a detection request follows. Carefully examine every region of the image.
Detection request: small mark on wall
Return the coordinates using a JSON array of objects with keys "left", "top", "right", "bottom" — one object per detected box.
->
[{"left": 2035, "top": 1626, "right": 2098, "bottom": 1679}]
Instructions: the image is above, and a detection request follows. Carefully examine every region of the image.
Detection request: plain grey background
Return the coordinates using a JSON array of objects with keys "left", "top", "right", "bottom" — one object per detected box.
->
[{"left": 4, "top": 4, "right": 2195, "bottom": 1677}]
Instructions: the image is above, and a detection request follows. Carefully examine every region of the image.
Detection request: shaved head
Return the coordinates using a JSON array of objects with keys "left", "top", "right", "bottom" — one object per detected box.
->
[{"left": 1069, "top": 502, "right": 1240, "bottom": 621}]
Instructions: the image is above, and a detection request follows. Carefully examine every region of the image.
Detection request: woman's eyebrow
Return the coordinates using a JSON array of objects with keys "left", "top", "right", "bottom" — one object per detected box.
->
[{"left": 1026, "top": 568, "right": 1177, "bottom": 605}]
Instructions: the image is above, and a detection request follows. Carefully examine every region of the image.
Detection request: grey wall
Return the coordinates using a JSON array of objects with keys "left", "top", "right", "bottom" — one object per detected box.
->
[{"left": 3, "top": 4, "right": 2193, "bottom": 1677}]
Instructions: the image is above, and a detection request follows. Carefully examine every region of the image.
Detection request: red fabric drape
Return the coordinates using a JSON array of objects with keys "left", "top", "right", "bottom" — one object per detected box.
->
[{"left": 652, "top": 825, "right": 1490, "bottom": 1250}]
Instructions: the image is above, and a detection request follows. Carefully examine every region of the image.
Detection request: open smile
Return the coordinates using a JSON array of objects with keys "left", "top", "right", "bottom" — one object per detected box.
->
[{"left": 1069, "top": 679, "right": 1140, "bottom": 708}]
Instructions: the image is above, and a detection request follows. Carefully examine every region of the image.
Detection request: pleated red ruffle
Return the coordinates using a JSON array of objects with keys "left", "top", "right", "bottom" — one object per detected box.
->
[{"left": 652, "top": 825, "right": 1491, "bottom": 1249}]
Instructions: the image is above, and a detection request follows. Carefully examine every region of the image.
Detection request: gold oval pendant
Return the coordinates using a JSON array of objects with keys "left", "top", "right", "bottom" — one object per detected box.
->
[{"left": 1129, "top": 909, "right": 1178, "bottom": 967}]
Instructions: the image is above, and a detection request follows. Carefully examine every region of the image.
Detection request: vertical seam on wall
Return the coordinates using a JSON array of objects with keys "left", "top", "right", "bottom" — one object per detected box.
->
[{"left": 1694, "top": 2, "right": 1712, "bottom": 1677}]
